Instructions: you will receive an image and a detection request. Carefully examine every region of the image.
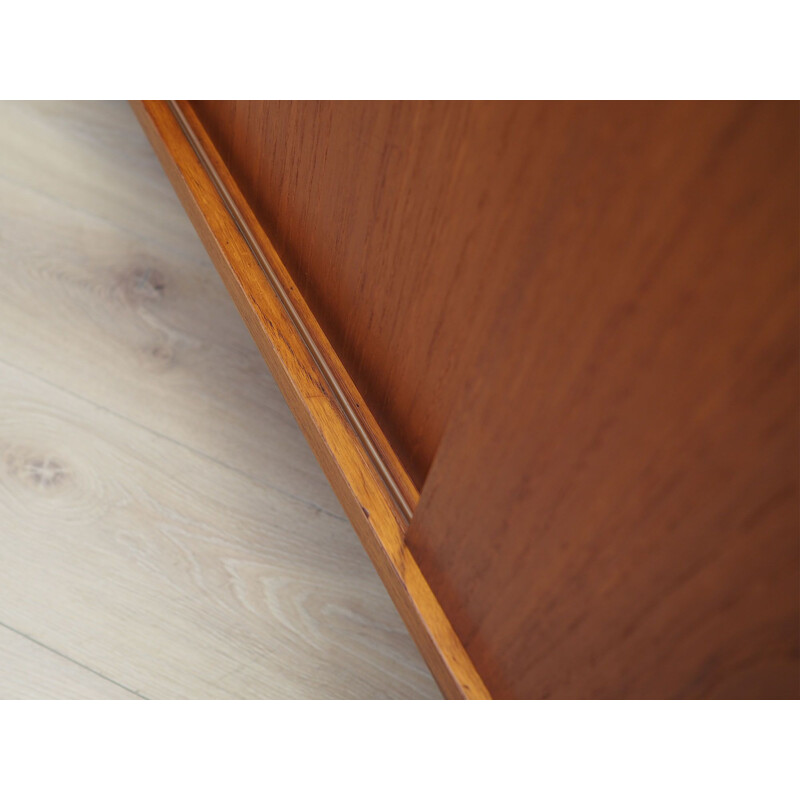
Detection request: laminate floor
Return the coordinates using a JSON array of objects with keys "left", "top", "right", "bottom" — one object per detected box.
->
[{"left": 0, "top": 101, "right": 440, "bottom": 699}]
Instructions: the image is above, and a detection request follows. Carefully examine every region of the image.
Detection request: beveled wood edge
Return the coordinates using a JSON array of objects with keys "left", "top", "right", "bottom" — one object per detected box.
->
[{"left": 131, "top": 100, "right": 490, "bottom": 700}]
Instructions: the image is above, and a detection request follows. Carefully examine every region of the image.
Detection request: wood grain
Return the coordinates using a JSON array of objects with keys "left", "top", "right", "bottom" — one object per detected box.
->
[
  {"left": 137, "top": 100, "right": 798, "bottom": 698},
  {"left": 406, "top": 101, "right": 800, "bottom": 698},
  {"left": 172, "top": 100, "right": 418, "bottom": 520},
  {"left": 0, "top": 360, "right": 437, "bottom": 699},
  {"left": 0, "top": 101, "right": 440, "bottom": 699},
  {"left": 0, "top": 625, "right": 137, "bottom": 700},
  {"left": 0, "top": 101, "right": 343, "bottom": 519},
  {"left": 189, "top": 101, "right": 547, "bottom": 487},
  {"left": 132, "top": 100, "right": 489, "bottom": 699},
  {"left": 0, "top": 102, "right": 203, "bottom": 259}
]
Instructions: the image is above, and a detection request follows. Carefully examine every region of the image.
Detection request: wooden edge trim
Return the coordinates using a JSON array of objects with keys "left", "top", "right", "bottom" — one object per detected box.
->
[
  {"left": 170, "top": 100, "right": 418, "bottom": 521},
  {"left": 130, "top": 100, "right": 491, "bottom": 700}
]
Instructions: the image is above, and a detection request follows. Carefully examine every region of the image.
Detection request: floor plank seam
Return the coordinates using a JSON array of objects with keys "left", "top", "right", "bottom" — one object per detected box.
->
[
  {"left": 0, "top": 171, "right": 211, "bottom": 268},
  {"left": 0, "top": 620, "right": 148, "bottom": 700}
]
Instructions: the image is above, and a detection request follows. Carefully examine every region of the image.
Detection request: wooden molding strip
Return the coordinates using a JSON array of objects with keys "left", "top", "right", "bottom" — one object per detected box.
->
[
  {"left": 168, "top": 100, "right": 416, "bottom": 523},
  {"left": 131, "top": 100, "right": 490, "bottom": 700}
]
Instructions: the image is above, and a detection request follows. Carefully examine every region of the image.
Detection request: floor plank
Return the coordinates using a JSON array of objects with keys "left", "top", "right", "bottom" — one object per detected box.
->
[
  {"left": 0, "top": 624, "right": 138, "bottom": 700},
  {"left": 0, "top": 102, "right": 440, "bottom": 699},
  {"left": 0, "top": 102, "right": 204, "bottom": 259},
  {"left": 0, "top": 106, "right": 341, "bottom": 518}
]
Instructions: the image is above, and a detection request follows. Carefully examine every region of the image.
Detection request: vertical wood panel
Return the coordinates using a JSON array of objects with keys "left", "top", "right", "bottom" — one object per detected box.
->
[{"left": 406, "top": 101, "right": 799, "bottom": 698}]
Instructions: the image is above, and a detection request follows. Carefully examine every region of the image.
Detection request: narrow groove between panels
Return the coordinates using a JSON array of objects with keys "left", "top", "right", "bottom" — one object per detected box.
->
[{"left": 166, "top": 100, "right": 414, "bottom": 526}]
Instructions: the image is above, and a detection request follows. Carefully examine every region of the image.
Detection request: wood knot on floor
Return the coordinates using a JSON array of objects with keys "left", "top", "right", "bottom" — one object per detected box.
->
[
  {"left": 3, "top": 448, "right": 72, "bottom": 492},
  {"left": 116, "top": 264, "right": 166, "bottom": 307}
]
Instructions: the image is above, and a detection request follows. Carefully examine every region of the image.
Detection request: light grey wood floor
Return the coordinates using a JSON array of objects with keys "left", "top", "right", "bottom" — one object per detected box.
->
[{"left": 0, "top": 101, "right": 440, "bottom": 699}]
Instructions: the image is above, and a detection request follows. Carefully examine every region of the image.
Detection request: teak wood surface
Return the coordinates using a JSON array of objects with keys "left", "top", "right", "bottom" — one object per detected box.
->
[
  {"left": 405, "top": 102, "right": 799, "bottom": 698},
  {"left": 190, "top": 101, "right": 545, "bottom": 488},
  {"left": 137, "top": 100, "right": 799, "bottom": 699}
]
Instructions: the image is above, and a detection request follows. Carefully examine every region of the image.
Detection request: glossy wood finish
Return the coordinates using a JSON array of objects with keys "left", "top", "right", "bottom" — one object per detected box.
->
[
  {"left": 407, "top": 101, "right": 800, "bottom": 698},
  {"left": 139, "top": 100, "right": 799, "bottom": 699},
  {"left": 190, "top": 101, "right": 544, "bottom": 487},
  {"left": 132, "top": 101, "right": 489, "bottom": 699}
]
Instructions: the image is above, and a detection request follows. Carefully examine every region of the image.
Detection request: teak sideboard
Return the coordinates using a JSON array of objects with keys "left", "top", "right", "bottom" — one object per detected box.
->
[{"left": 133, "top": 101, "right": 799, "bottom": 699}]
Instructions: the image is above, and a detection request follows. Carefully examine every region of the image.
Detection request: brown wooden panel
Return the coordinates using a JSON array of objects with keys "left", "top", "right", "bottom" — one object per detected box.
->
[
  {"left": 405, "top": 101, "right": 800, "bottom": 698},
  {"left": 189, "top": 100, "right": 549, "bottom": 487}
]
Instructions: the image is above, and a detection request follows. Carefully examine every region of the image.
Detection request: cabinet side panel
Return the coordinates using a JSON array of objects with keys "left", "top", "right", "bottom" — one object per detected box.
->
[{"left": 406, "top": 101, "right": 800, "bottom": 698}]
